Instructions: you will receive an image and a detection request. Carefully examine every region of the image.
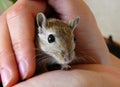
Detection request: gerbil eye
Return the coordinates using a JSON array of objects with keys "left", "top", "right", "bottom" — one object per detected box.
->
[
  {"left": 74, "top": 37, "right": 76, "bottom": 43},
  {"left": 48, "top": 34, "right": 55, "bottom": 43}
]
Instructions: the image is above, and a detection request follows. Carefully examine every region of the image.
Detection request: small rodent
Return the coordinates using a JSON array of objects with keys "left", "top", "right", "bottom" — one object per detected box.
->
[{"left": 35, "top": 13, "right": 79, "bottom": 72}]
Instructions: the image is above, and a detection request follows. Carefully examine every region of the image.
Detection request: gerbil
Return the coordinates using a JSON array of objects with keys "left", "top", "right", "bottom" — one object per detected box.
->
[{"left": 35, "top": 13, "right": 79, "bottom": 72}]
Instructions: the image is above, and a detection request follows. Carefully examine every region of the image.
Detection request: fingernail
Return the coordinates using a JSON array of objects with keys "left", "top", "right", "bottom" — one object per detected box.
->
[
  {"left": 19, "top": 60, "right": 28, "bottom": 80},
  {"left": 1, "top": 69, "right": 12, "bottom": 87}
]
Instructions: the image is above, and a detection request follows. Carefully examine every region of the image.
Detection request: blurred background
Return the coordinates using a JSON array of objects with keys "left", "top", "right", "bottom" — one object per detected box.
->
[
  {"left": 0, "top": 0, "right": 12, "bottom": 13},
  {"left": 85, "top": 0, "right": 120, "bottom": 43},
  {"left": 0, "top": 0, "right": 120, "bottom": 43}
]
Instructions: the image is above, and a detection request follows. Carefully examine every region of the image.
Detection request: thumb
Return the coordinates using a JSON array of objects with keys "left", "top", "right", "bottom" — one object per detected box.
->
[{"left": 48, "top": 0, "right": 83, "bottom": 20}]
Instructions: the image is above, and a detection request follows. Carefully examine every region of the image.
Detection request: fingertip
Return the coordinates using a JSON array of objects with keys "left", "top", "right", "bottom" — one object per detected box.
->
[
  {"left": 0, "top": 63, "right": 19, "bottom": 87},
  {"left": 0, "top": 59, "right": 19, "bottom": 87},
  {"left": 19, "top": 56, "right": 36, "bottom": 80},
  {"left": 1, "top": 69, "right": 18, "bottom": 87},
  {"left": 19, "top": 60, "right": 29, "bottom": 80}
]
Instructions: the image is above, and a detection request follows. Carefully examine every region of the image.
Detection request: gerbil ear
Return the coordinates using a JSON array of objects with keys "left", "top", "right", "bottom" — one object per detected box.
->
[
  {"left": 36, "top": 13, "right": 46, "bottom": 34},
  {"left": 69, "top": 17, "right": 80, "bottom": 31},
  {"left": 36, "top": 12, "right": 46, "bottom": 28}
]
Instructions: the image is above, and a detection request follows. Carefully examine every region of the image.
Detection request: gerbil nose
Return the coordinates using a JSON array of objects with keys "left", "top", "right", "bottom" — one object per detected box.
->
[
  {"left": 64, "top": 57, "right": 70, "bottom": 62},
  {"left": 61, "top": 51, "right": 70, "bottom": 58},
  {"left": 61, "top": 51, "right": 71, "bottom": 62}
]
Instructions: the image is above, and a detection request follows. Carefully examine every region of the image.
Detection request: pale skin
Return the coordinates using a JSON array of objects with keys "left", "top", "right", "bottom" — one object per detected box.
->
[{"left": 0, "top": 0, "right": 120, "bottom": 87}]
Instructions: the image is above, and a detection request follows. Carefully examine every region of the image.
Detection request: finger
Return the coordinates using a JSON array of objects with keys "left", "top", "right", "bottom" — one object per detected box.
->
[
  {"left": 6, "top": 0, "right": 46, "bottom": 80},
  {"left": 0, "top": 16, "right": 19, "bottom": 87},
  {"left": 6, "top": 5, "right": 36, "bottom": 80}
]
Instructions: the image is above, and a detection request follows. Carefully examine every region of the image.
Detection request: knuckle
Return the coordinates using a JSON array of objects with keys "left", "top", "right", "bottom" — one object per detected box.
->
[
  {"left": 12, "top": 41, "right": 25, "bottom": 60},
  {"left": 6, "top": 9, "right": 21, "bottom": 21},
  {"left": 12, "top": 41, "right": 23, "bottom": 53},
  {"left": 0, "top": 48, "right": 14, "bottom": 59},
  {"left": 6, "top": 3, "right": 28, "bottom": 21}
]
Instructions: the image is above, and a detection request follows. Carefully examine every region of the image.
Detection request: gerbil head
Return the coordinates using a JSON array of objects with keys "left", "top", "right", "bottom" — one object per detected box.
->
[{"left": 36, "top": 13, "right": 80, "bottom": 64}]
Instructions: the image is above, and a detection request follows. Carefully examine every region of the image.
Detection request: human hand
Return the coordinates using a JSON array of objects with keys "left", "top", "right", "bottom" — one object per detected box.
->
[
  {"left": 13, "top": 54, "right": 120, "bottom": 87},
  {"left": 0, "top": 0, "right": 46, "bottom": 86},
  {"left": 47, "top": 0, "right": 110, "bottom": 64},
  {"left": 13, "top": 0, "right": 120, "bottom": 87},
  {"left": 0, "top": 0, "right": 117, "bottom": 87}
]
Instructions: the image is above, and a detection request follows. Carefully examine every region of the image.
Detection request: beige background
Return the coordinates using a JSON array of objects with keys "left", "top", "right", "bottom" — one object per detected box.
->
[
  {"left": 85, "top": 0, "right": 120, "bottom": 43},
  {"left": 0, "top": 0, "right": 120, "bottom": 42}
]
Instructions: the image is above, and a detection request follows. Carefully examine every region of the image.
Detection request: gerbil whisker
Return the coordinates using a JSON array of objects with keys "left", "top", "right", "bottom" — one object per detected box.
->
[
  {"left": 34, "top": 48, "right": 41, "bottom": 51},
  {"left": 36, "top": 56, "right": 50, "bottom": 65},
  {"left": 36, "top": 53, "right": 44, "bottom": 57}
]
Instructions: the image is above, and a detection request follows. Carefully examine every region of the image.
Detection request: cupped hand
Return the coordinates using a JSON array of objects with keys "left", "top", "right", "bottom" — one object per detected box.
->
[
  {"left": 0, "top": 0, "right": 46, "bottom": 86},
  {"left": 13, "top": 0, "right": 120, "bottom": 87},
  {"left": 47, "top": 0, "right": 110, "bottom": 64},
  {"left": 13, "top": 55, "right": 120, "bottom": 87},
  {"left": 0, "top": 0, "right": 117, "bottom": 87}
]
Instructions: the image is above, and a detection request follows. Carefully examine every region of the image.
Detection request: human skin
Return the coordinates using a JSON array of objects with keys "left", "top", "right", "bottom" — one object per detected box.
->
[
  {"left": 13, "top": 58, "right": 120, "bottom": 87},
  {"left": 0, "top": 0, "right": 120, "bottom": 87},
  {"left": 0, "top": 0, "right": 46, "bottom": 86},
  {"left": 13, "top": 0, "right": 120, "bottom": 87}
]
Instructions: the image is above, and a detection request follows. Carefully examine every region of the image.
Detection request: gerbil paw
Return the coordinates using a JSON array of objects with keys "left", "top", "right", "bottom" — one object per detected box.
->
[{"left": 61, "top": 64, "right": 71, "bottom": 70}]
